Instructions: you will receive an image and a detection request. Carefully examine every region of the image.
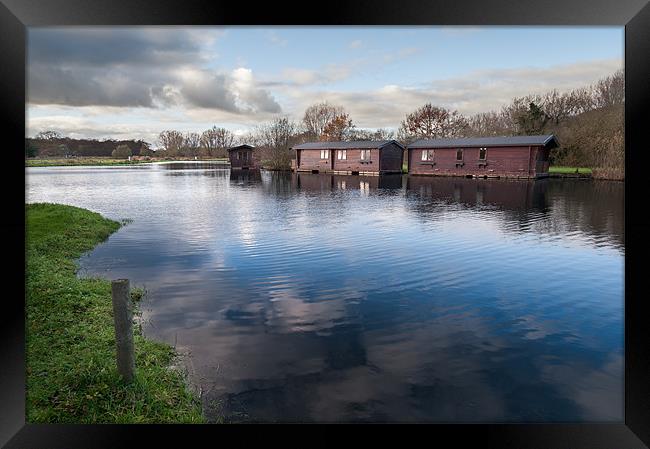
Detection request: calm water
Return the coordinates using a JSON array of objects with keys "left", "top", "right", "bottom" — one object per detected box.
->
[{"left": 26, "top": 163, "right": 624, "bottom": 422}]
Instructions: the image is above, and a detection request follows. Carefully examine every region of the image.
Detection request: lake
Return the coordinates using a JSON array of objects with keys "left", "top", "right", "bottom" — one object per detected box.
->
[{"left": 26, "top": 162, "right": 624, "bottom": 422}]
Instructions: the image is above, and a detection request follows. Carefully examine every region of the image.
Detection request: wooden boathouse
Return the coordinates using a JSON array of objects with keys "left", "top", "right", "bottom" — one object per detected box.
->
[
  {"left": 292, "top": 140, "right": 404, "bottom": 175},
  {"left": 228, "top": 144, "right": 259, "bottom": 170},
  {"left": 407, "top": 135, "right": 559, "bottom": 179}
]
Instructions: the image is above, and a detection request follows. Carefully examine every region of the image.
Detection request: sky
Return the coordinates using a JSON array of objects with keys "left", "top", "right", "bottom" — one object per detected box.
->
[{"left": 26, "top": 26, "right": 623, "bottom": 145}]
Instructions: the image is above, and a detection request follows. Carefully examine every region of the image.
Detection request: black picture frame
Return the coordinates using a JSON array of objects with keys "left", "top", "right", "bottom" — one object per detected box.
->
[{"left": 2, "top": 0, "right": 649, "bottom": 446}]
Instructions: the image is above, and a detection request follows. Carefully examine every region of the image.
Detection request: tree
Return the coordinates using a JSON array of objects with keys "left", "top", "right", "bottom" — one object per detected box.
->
[
  {"left": 200, "top": 126, "right": 235, "bottom": 158},
  {"left": 25, "top": 140, "right": 38, "bottom": 158},
  {"left": 111, "top": 144, "right": 132, "bottom": 159},
  {"left": 320, "top": 113, "right": 355, "bottom": 141},
  {"left": 55, "top": 144, "right": 73, "bottom": 157},
  {"left": 593, "top": 69, "right": 624, "bottom": 108},
  {"left": 254, "top": 117, "right": 298, "bottom": 170},
  {"left": 140, "top": 146, "right": 154, "bottom": 157},
  {"left": 540, "top": 90, "right": 572, "bottom": 125},
  {"left": 136, "top": 140, "right": 152, "bottom": 156},
  {"left": 515, "top": 101, "right": 549, "bottom": 135},
  {"left": 256, "top": 117, "right": 297, "bottom": 150},
  {"left": 350, "top": 128, "right": 395, "bottom": 141},
  {"left": 467, "top": 111, "right": 513, "bottom": 137},
  {"left": 399, "top": 104, "right": 469, "bottom": 142},
  {"left": 302, "top": 102, "right": 345, "bottom": 140},
  {"left": 182, "top": 132, "right": 201, "bottom": 158},
  {"left": 158, "top": 130, "right": 184, "bottom": 156},
  {"left": 566, "top": 87, "right": 596, "bottom": 116}
]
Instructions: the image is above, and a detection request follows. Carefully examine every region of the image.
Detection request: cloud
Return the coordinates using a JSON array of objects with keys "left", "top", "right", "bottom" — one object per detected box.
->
[
  {"left": 265, "top": 30, "right": 288, "bottom": 46},
  {"left": 349, "top": 40, "right": 363, "bottom": 49},
  {"left": 382, "top": 47, "right": 419, "bottom": 63},
  {"left": 275, "top": 48, "right": 420, "bottom": 88},
  {"left": 28, "top": 28, "right": 215, "bottom": 66},
  {"left": 280, "top": 63, "right": 354, "bottom": 86},
  {"left": 281, "top": 58, "right": 623, "bottom": 128},
  {"left": 230, "top": 68, "right": 282, "bottom": 113},
  {"left": 27, "top": 28, "right": 280, "bottom": 115}
]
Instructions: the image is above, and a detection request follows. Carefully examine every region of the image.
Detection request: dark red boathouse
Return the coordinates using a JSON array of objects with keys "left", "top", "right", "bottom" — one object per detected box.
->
[
  {"left": 407, "top": 135, "right": 559, "bottom": 179},
  {"left": 293, "top": 140, "right": 404, "bottom": 175}
]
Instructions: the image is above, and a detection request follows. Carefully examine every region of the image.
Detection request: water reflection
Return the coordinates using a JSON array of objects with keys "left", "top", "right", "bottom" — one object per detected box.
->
[
  {"left": 295, "top": 173, "right": 403, "bottom": 192},
  {"left": 230, "top": 169, "right": 262, "bottom": 185},
  {"left": 26, "top": 167, "right": 624, "bottom": 422},
  {"left": 159, "top": 161, "right": 230, "bottom": 170}
]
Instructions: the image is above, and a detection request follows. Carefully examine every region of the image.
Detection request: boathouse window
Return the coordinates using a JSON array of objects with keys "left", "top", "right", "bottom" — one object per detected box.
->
[
  {"left": 237, "top": 152, "right": 241, "bottom": 160},
  {"left": 479, "top": 147, "right": 487, "bottom": 160},
  {"left": 338, "top": 150, "right": 347, "bottom": 160},
  {"left": 320, "top": 149, "right": 330, "bottom": 159},
  {"left": 360, "top": 149, "right": 371, "bottom": 161},
  {"left": 421, "top": 149, "right": 434, "bottom": 161},
  {"left": 456, "top": 149, "right": 463, "bottom": 161}
]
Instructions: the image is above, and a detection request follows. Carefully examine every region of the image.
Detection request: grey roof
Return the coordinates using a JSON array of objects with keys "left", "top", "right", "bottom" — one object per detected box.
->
[
  {"left": 227, "top": 144, "right": 254, "bottom": 152},
  {"left": 407, "top": 135, "right": 559, "bottom": 149},
  {"left": 292, "top": 140, "right": 405, "bottom": 150}
]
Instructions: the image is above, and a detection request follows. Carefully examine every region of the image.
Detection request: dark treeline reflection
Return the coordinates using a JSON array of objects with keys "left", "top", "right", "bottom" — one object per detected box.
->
[
  {"left": 227, "top": 171, "right": 623, "bottom": 251},
  {"left": 404, "top": 176, "right": 623, "bottom": 250},
  {"left": 159, "top": 161, "right": 230, "bottom": 170},
  {"left": 27, "top": 166, "right": 623, "bottom": 422}
]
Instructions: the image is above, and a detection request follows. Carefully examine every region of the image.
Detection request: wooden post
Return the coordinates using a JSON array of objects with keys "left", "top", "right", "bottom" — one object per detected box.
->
[{"left": 111, "top": 279, "right": 135, "bottom": 382}]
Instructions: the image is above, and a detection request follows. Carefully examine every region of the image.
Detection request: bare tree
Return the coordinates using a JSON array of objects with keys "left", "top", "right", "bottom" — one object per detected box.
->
[
  {"left": 567, "top": 87, "right": 596, "bottom": 116},
  {"left": 350, "top": 128, "right": 395, "bottom": 141},
  {"left": 158, "top": 130, "right": 184, "bottom": 156},
  {"left": 593, "top": 69, "right": 624, "bottom": 108},
  {"left": 302, "top": 102, "right": 345, "bottom": 140},
  {"left": 200, "top": 126, "right": 236, "bottom": 158},
  {"left": 182, "top": 132, "right": 201, "bottom": 158},
  {"left": 540, "top": 90, "right": 573, "bottom": 125},
  {"left": 254, "top": 117, "right": 299, "bottom": 169},
  {"left": 399, "top": 104, "right": 469, "bottom": 142},
  {"left": 257, "top": 117, "right": 297, "bottom": 150},
  {"left": 467, "top": 111, "right": 513, "bottom": 137}
]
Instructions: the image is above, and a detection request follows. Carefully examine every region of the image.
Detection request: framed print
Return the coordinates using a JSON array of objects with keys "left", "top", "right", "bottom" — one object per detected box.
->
[{"left": 2, "top": 0, "right": 650, "bottom": 447}]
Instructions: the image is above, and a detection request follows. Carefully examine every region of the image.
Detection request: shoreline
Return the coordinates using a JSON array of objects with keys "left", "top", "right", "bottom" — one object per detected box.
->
[
  {"left": 26, "top": 203, "right": 204, "bottom": 423},
  {"left": 25, "top": 158, "right": 230, "bottom": 167}
]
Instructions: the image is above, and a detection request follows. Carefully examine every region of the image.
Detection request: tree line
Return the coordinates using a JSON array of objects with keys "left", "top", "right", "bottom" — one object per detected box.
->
[
  {"left": 26, "top": 132, "right": 152, "bottom": 159},
  {"left": 29, "top": 70, "right": 624, "bottom": 177}
]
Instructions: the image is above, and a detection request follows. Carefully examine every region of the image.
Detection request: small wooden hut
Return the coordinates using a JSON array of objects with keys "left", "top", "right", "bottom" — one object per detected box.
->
[{"left": 228, "top": 144, "right": 259, "bottom": 170}]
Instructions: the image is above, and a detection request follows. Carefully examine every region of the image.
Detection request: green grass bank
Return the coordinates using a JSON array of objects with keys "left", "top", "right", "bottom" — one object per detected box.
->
[
  {"left": 26, "top": 203, "right": 204, "bottom": 423},
  {"left": 548, "top": 166, "right": 593, "bottom": 175}
]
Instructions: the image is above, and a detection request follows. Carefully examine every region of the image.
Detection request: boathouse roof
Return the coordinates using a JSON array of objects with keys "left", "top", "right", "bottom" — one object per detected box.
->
[
  {"left": 227, "top": 144, "right": 255, "bottom": 152},
  {"left": 292, "top": 140, "right": 405, "bottom": 150},
  {"left": 407, "top": 135, "right": 559, "bottom": 149}
]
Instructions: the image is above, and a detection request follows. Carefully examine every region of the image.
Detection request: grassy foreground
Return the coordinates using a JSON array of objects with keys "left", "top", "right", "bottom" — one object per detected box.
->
[{"left": 26, "top": 203, "right": 204, "bottom": 423}]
